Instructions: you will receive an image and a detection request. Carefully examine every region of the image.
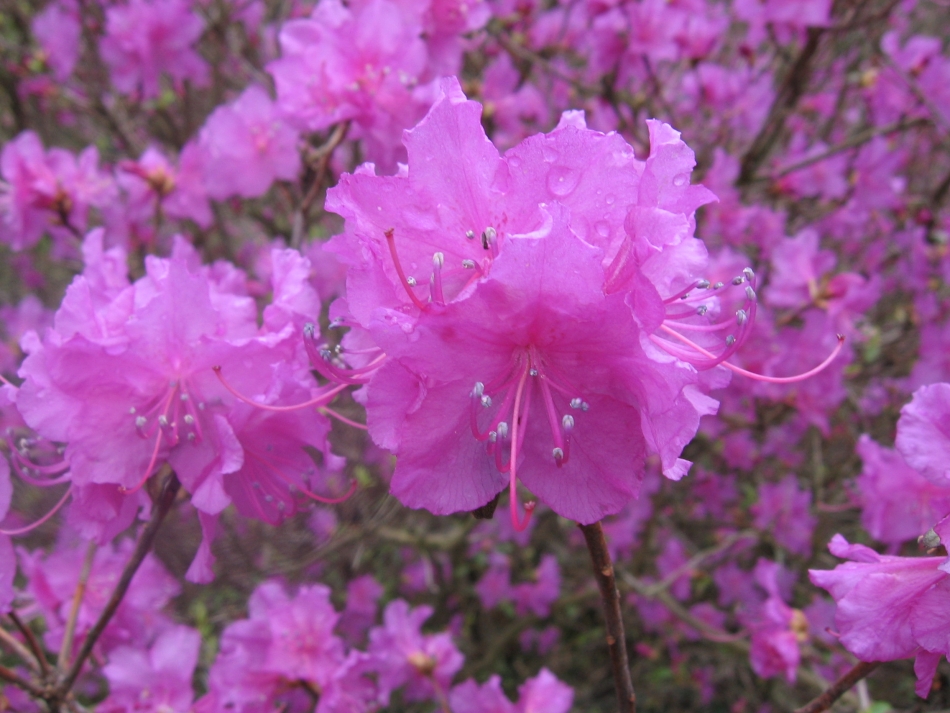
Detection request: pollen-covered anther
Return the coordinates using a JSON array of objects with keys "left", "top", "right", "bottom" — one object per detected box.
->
[
  {"left": 713, "top": 281, "right": 724, "bottom": 289},
  {"left": 731, "top": 275, "right": 745, "bottom": 285},
  {"left": 726, "top": 334, "right": 736, "bottom": 346},
  {"left": 743, "top": 267, "right": 755, "bottom": 283},
  {"left": 697, "top": 305, "right": 708, "bottom": 316},
  {"left": 472, "top": 381, "right": 485, "bottom": 398},
  {"left": 157, "top": 415, "right": 169, "bottom": 427},
  {"left": 529, "top": 368, "right": 539, "bottom": 376},
  {"left": 736, "top": 309, "right": 748, "bottom": 325},
  {"left": 552, "top": 447, "right": 564, "bottom": 461},
  {"left": 462, "top": 259, "right": 475, "bottom": 269},
  {"left": 465, "top": 229, "right": 475, "bottom": 240},
  {"left": 480, "top": 394, "right": 492, "bottom": 407},
  {"left": 696, "top": 279, "right": 711, "bottom": 289},
  {"left": 406, "top": 276, "right": 417, "bottom": 286},
  {"left": 745, "top": 286, "right": 757, "bottom": 301},
  {"left": 481, "top": 226, "right": 497, "bottom": 249},
  {"left": 562, "top": 414, "right": 575, "bottom": 431},
  {"left": 496, "top": 422, "right": 508, "bottom": 439},
  {"left": 183, "top": 414, "right": 195, "bottom": 425},
  {"left": 432, "top": 252, "right": 444, "bottom": 268}
]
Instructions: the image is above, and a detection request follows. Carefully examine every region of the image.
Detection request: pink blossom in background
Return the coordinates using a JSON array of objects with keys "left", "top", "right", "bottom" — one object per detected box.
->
[
  {"left": 449, "top": 668, "right": 574, "bottom": 713},
  {"left": 0, "top": 132, "right": 115, "bottom": 251},
  {"left": 896, "top": 382, "right": 950, "bottom": 485},
  {"left": 100, "top": 625, "right": 201, "bottom": 713},
  {"left": 31, "top": 0, "right": 81, "bottom": 82},
  {"left": 100, "top": 0, "right": 209, "bottom": 99},
  {"left": 752, "top": 476, "right": 816, "bottom": 556},
  {"left": 0, "top": 455, "right": 13, "bottom": 613},
  {"left": 368, "top": 599, "right": 464, "bottom": 704},
  {"left": 196, "top": 86, "right": 301, "bottom": 200}
]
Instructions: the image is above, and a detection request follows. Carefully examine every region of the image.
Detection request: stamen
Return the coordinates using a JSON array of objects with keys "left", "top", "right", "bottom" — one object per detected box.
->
[
  {"left": 465, "top": 230, "right": 475, "bottom": 240},
  {"left": 696, "top": 279, "right": 711, "bottom": 289},
  {"left": 318, "top": 407, "right": 368, "bottom": 430},
  {"left": 732, "top": 275, "right": 744, "bottom": 285},
  {"left": 462, "top": 259, "right": 475, "bottom": 269},
  {"left": 656, "top": 325, "right": 846, "bottom": 383},
  {"left": 481, "top": 226, "right": 496, "bottom": 250},
  {"left": 213, "top": 366, "right": 349, "bottom": 411},
  {"left": 384, "top": 228, "right": 428, "bottom": 311},
  {"left": 0, "top": 485, "right": 72, "bottom": 536},
  {"left": 508, "top": 365, "right": 535, "bottom": 532}
]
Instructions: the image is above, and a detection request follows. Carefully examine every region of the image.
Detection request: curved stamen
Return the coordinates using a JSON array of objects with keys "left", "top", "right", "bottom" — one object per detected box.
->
[
  {"left": 213, "top": 366, "right": 349, "bottom": 411},
  {"left": 246, "top": 450, "right": 359, "bottom": 505},
  {"left": 430, "top": 252, "right": 445, "bottom": 306},
  {"left": 384, "top": 229, "right": 429, "bottom": 311},
  {"left": 319, "top": 407, "right": 368, "bottom": 431},
  {"left": 120, "top": 422, "right": 166, "bottom": 494},
  {"left": 508, "top": 365, "right": 535, "bottom": 532},
  {"left": 10, "top": 453, "right": 70, "bottom": 487},
  {"left": 656, "top": 325, "right": 846, "bottom": 383},
  {"left": 0, "top": 485, "right": 72, "bottom": 536},
  {"left": 662, "top": 280, "right": 701, "bottom": 304}
]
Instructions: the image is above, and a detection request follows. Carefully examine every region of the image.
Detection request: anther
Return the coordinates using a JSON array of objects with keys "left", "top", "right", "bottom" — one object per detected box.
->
[
  {"left": 472, "top": 382, "right": 485, "bottom": 397},
  {"left": 696, "top": 279, "right": 711, "bottom": 289},
  {"left": 481, "top": 394, "right": 492, "bottom": 407},
  {"left": 552, "top": 447, "right": 564, "bottom": 461},
  {"left": 697, "top": 305, "right": 708, "bottom": 316},
  {"left": 180, "top": 393, "right": 189, "bottom": 401},
  {"left": 497, "top": 422, "right": 509, "bottom": 439},
  {"left": 562, "top": 414, "right": 575, "bottom": 430},
  {"left": 183, "top": 414, "right": 195, "bottom": 425},
  {"left": 488, "top": 431, "right": 497, "bottom": 443},
  {"left": 406, "top": 276, "right": 417, "bottom": 286},
  {"left": 680, "top": 293, "right": 690, "bottom": 300},
  {"left": 713, "top": 281, "right": 724, "bottom": 289},
  {"left": 529, "top": 368, "right": 539, "bottom": 376},
  {"left": 481, "top": 226, "right": 497, "bottom": 249},
  {"left": 745, "top": 286, "right": 757, "bottom": 302},
  {"left": 157, "top": 415, "right": 169, "bottom": 427},
  {"left": 570, "top": 398, "right": 583, "bottom": 409},
  {"left": 135, "top": 416, "right": 147, "bottom": 428},
  {"left": 743, "top": 267, "right": 755, "bottom": 283},
  {"left": 432, "top": 252, "right": 444, "bottom": 268},
  {"left": 736, "top": 309, "right": 748, "bottom": 325},
  {"left": 465, "top": 230, "right": 475, "bottom": 240},
  {"left": 726, "top": 335, "right": 736, "bottom": 346},
  {"left": 303, "top": 322, "right": 316, "bottom": 338},
  {"left": 732, "top": 275, "right": 744, "bottom": 285},
  {"left": 462, "top": 259, "right": 475, "bottom": 269},
  {"left": 187, "top": 433, "right": 196, "bottom": 441},
  {"left": 129, "top": 407, "right": 137, "bottom": 414}
]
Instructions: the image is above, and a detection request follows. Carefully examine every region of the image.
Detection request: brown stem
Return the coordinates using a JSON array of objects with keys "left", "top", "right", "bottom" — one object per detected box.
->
[
  {"left": 579, "top": 521, "right": 636, "bottom": 713},
  {"left": 0, "top": 662, "right": 44, "bottom": 697},
  {"left": 737, "top": 27, "right": 825, "bottom": 186},
  {"left": 55, "top": 472, "right": 181, "bottom": 698},
  {"left": 7, "top": 612, "right": 49, "bottom": 675},
  {"left": 292, "top": 121, "right": 351, "bottom": 247},
  {"left": 794, "top": 660, "right": 880, "bottom": 713},
  {"left": 0, "top": 624, "right": 40, "bottom": 672},
  {"left": 58, "top": 541, "right": 98, "bottom": 670}
]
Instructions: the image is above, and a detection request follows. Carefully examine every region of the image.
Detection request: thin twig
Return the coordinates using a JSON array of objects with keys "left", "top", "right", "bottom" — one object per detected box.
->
[
  {"left": 0, "top": 624, "right": 40, "bottom": 673},
  {"left": 757, "top": 118, "right": 929, "bottom": 182},
  {"left": 292, "top": 121, "right": 351, "bottom": 247},
  {"left": 57, "top": 540, "right": 98, "bottom": 670},
  {"left": 55, "top": 472, "right": 181, "bottom": 698},
  {"left": 0, "top": 662, "right": 44, "bottom": 697},
  {"left": 579, "top": 521, "right": 636, "bottom": 713},
  {"left": 7, "top": 612, "right": 49, "bottom": 675},
  {"left": 642, "top": 530, "right": 755, "bottom": 598},
  {"left": 794, "top": 660, "right": 880, "bottom": 713}
]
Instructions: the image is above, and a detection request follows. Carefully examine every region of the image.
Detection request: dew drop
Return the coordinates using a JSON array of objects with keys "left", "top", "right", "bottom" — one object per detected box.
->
[
  {"left": 541, "top": 143, "right": 559, "bottom": 162},
  {"left": 605, "top": 194, "right": 616, "bottom": 205},
  {"left": 594, "top": 221, "right": 610, "bottom": 238},
  {"left": 508, "top": 155, "right": 522, "bottom": 169},
  {"left": 672, "top": 173, "right": 688, "bottom": 187},
  {"left": 547, "top": 166, "right": 579, "bottom": 197}
]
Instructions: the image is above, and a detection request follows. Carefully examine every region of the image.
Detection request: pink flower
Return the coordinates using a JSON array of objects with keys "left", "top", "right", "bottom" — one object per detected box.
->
[
  {"left": 100, "top": 0, "right": 209, "bottom": 99},
  {"left": 0, "top": 454, "right": 13, "bottom": 612},
  {"left": 896, "top": 382, "right": 950, "bottom": 485},
  {"left": 857, "top": 435, "right": 950, "bottom": 547},
  {"left": 751, "top": 476, "right": 816, "bottom": 556},
  {"left": 0, "top": 132, "right": 115, "bottom": 250},
  {"left": 32, "top": 0, "right": 81, "bottom": 81},
  {"left": 268, "top": 0, "right": 436, "bottom": 171},
  {"left": 324, "top": 78, "right": 765, "bottom": 527},
  {"left": 196, "top": 86, "right": 301, "bottom": 200},
  {"left": 809, "top": 534, "right": 950, "bottom": 696},
  {"left": 100, "top": 625, "right": 200, "bottom": 713},
  {"left": 449, "top": 668, "right": 574, "bottom": 713},
  {"left": 368, "top": 599, "right": 464, "bottom": 704}
]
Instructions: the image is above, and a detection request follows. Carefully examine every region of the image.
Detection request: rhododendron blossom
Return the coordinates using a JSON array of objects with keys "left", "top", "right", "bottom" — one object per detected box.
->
[{"left": 322, "top": 77, "right": 832, "bottom": 527}]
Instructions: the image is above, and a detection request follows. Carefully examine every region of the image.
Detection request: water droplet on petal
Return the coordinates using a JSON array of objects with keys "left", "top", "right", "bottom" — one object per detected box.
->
[
  {"left": 508, "top": 155, "right": 522, "bottom": 169},
  {"left": 542, "top": 143, "right": 559, "bottom": 162},
  {"left": 547, "top": 166, "right": 579, "bottom": 197},
  {"left": 605, "top": 194, "right": 616, "bottom": 205},
  {"left": 672, "top": 173, "right": 689, "bottom": 187},
  {"left": 594, "top": 221, "right": 610, "bottom": 238}
]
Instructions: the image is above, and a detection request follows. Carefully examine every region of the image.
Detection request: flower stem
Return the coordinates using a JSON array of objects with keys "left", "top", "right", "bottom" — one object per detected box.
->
[
  {"left": 579, "top": 521, "right": 635, "bottom": 713},
  {"left": 794, "top": 660, "right": 880, "bottom": 713},
  {"left": 55, "top": 470, "right": 181, "bottom": 698},
  {"left": 57, "top": 540, "right": 97, "bottom": 670}
]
